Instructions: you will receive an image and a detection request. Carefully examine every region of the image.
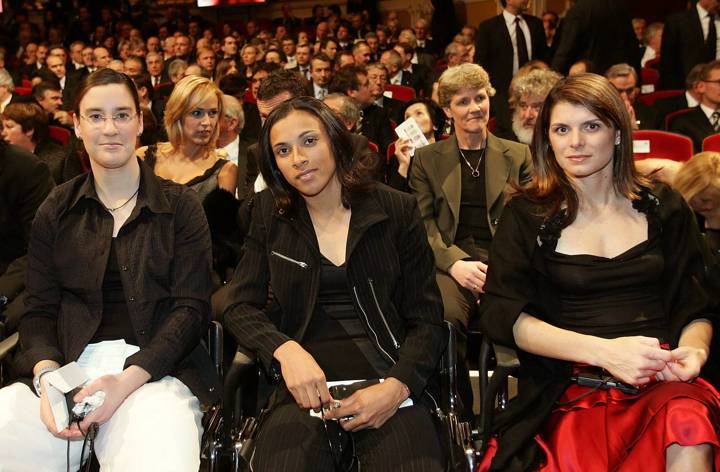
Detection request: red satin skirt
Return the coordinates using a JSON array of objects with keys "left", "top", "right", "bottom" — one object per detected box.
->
[{"left": 478, "top": 378, "right": 720, "bottom": 471}]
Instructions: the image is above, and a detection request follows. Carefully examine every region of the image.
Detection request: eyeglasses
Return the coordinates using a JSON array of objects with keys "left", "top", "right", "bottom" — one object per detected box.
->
[
  {"left": 80, "top": 111, "right": 137, "bottom": 127},
  {"left": 320, "top": 404, "right": 358, "bottom": 471},
  {"left": 704, "top": 78, "right": 720, "bottom": 85}
]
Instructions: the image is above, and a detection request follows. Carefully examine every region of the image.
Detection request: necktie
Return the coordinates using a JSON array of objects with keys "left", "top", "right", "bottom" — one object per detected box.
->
[
  {"left": 515, "top": 17, "right": 529, "bottom": 67},
  {"left": 301, "top": 67, "right": 310, "bottom": 79},
  {"left": 709, "top": 14, "right": 718, "bottom": 60},
  {"left": 712, "top": 111, "right": 720, "bottom": 131}
]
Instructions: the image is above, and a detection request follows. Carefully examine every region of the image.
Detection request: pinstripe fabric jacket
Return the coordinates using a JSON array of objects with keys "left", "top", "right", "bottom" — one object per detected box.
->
[{"left": 224, "top": 185, "right": 446, "bottom": 399}]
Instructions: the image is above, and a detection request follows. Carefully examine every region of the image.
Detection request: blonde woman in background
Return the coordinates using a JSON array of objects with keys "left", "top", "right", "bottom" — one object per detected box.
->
[{"left": 137, "top": 75, "right": 237, "bottom": 200}]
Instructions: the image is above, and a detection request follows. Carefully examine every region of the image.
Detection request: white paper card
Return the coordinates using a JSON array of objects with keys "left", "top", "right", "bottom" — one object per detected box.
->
[
  {"left": 640, "top": 84, "right": 655, "bottom": 94},
  {"left": 44, "top": 362, "right": 89, "bottom": 432},
  {"left": 76, "top": 340, "right": 140, "bottom": 382},
  {"left": 633, "top": 139, "right": 651, "bottom": 154},
  {"left": 394, "top": 117, "right": 430, "bottom": 151}
]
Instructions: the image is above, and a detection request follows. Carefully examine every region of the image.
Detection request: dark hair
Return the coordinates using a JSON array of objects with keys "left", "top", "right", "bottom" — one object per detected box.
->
[
  {"left": 2, "top": 102, "right": 49, "bottom": 143},
  {"left": 311, "top": 53, "right": 332, "bottom": 68},
  {"left": 395, "top": 42, "right": 415, "bottom": 56},
  {"left": 320, "top": 38, "right": 338, "bottom": 49},
  {"left": 218, "top": 73, "right": 246, "bottom": 98},
  {"left": 265, "top": 49, "right": 288, "bottom": 64},
  {"left": 701, "top": 59, "right": 720, "bottom": 80},
  {"left": 32, "top": 80, "right": 61, "bottom": 101},
  {"left": 73, "top": 68, "right": 140, "bottom": 115},
  {"left": 401, "top": 97, "right": 445, "bottom": 141},
  {"left": 132, "top": 73, "right": 154, "bottom": 100},
  {"left": 256, "top": 69, "right": 308, "bottom": 101},
  {"left": 328, "top": 65, "right": 365, "bottom": 94},
  {"left": 259, "top": 96, "right": 373, "bottom": 213},
  {"left": 521, "top": 73, "right": 648, "bottom": 223}
]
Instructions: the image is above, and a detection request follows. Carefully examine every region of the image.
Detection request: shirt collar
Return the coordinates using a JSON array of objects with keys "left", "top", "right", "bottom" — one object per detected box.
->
[
  {"left": 67, "top": 158, "right": 172, "bottom": 215},
  {"left": 503, "top": 9, "right": 522, "bottom": 26},
  {"left": 700, "top": 102, "right": 717, "bottom": 121},
  {"left": 697, "top": 2, "right": 710, "bottom": 19},
  {"left": 0, "top": 94, "right": 11, "bottom": 112},
  {"left": 219, "top": 135, "right": 240, "bottom": 165},
  {"left": 686, "top": 91, "right": 700, "bottom": 108}
]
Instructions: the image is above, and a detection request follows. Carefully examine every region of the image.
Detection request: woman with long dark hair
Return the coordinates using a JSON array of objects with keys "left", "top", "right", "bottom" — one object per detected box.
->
[
  {"left": 479, "top": 73, "right": 720, "bottom": 471},
  {"left": 223, "top": 96, "right": 445, "bottom": 471}
]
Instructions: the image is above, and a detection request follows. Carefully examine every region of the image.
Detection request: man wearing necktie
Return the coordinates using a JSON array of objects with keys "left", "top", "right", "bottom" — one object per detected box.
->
[
  {"left": 660, "top": 0, "right": 720, "bottom": 90},
  {"left": 670, "top": 60, "right": 720, "bottom": 152},
  {"left": 308, "top": 53, "right": 332, "bottom": 99},
  {"left": 292, "top": 43, "right": 312, "bottom": 81},
  {"left": 474, "top": 0, "right": 548, "bottom": 142}
]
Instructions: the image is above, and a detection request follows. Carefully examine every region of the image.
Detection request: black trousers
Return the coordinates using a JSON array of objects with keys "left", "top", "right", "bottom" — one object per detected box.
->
[
  {"left": 252, "top": 399, "right": 444, "bottom": 471},
  {"left": 436, "top": 271, "right": 477, "bottom": 423}
]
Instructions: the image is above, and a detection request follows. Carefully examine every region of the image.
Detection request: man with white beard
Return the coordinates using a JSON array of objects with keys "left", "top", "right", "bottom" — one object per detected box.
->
[{"left": 507, "top": 69, "right": 561, "bottom": 144}]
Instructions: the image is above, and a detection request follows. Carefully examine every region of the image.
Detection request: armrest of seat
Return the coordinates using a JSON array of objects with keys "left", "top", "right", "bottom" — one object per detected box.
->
[
  {"left": 493, "top": 344, "right": 519, "bottom": 370},
  {"left": 0, "top": 332, "right": 18, "bottom": 362},
  {"left": 207, "top": 321, "right": 224, "bottom": 379}
]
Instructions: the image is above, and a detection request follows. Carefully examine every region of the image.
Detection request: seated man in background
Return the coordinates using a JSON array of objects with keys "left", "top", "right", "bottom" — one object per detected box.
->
[
  {"left": 670, "top": 60, "right": 720, "bottom": 153},
  {"left": 2, "top": 102, "right": 66, "bottom": 183},
  {"left": 498, "top": 68, "right": 562, "bottom": 144},
  {"left": 323, "top": 92, "right": 384, "bottom": 180},
  {"left": 654, "top": 63, "right": 704, "bottom": 128},
  {"left": 32, "top": 81, "right": 73, "bottom": 128},
  {"left": 605, "top": 63, "right": 659, "bottom": 129},
  {"left": 0, "top": 140, "right": 54, "bottom": 337}
]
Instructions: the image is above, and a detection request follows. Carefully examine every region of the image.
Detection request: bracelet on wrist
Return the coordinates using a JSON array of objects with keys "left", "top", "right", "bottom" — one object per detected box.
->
[{"left": 33, "top": 366, "right": 58, "bottom": 396}]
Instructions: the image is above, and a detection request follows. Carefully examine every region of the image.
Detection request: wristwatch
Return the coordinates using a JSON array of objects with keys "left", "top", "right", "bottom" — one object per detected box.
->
[{"left": 32, "top": 367, "right": 57, "bottom": 396}]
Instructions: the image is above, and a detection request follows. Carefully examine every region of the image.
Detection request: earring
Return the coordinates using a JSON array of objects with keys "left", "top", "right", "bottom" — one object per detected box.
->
[{"left": 615, "top": 133, "right": 621, "bottom": 145}]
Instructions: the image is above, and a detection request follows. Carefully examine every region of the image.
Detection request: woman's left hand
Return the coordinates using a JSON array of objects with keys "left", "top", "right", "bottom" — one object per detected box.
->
[
  {"left": 324, "top": 378, "right": 409, "bottom": 432},
  {"left": 73, "top": 366, "right": 151, "bottom": 432},
  {"left": 73, "top": 374, "right": 131, "bottom": 431},
  {"left": 657, "top": 346, "right": 708, "bottom": 382}
]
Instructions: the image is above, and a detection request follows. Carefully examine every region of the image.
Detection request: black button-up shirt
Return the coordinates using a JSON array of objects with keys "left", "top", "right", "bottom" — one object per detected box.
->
[{"left": 16, "top": 159, "right": 219, "bottom": 404}]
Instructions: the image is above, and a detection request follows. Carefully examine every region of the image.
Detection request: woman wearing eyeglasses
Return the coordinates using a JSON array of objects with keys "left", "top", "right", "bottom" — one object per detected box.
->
[
  {"left": 0, "top": 69, "right": 218, "bottom": 470},
  {"left": 223, "top": 97, "right": 446, "bottom": 471}
]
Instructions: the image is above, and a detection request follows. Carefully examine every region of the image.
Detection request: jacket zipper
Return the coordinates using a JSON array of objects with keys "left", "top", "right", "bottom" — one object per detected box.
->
[
  {"left": 352, "top": 285, "right": 397, "bottom": 365},
  {"left": 368, "top": 279, "right": 400, "bottom": 349},
  {"left": 270, "top": 251, "right": 309, "bottom": 269}
]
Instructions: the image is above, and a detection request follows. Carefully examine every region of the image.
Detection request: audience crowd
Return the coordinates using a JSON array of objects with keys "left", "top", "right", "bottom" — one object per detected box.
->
[{"left": 1, "top": 0, "right": 720, "bottom": 470}]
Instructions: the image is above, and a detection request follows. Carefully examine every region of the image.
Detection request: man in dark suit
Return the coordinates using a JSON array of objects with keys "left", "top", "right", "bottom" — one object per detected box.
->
[
  {"left": 0, "top": 142, "right": 54, "bottom": 334},
  {"left": 288, "top": 43, "right": 312, "bottom": 80},
  {"left": 0, "top": 69, "right": 35, "bottom": 113},
  {"left": 670, "top": 60, "right": 720, "bottom": 152},
  {"left": 660, "top": 0, "right": 720, "bottom": 90},
  {"left": 329, "top": 65, "right": 395, "bottom": 157},
  {"left": 551, "top": 0, "right": 640, "bottom": 77},
  {"left": 323, "top": 93, "right": 385, "bottom": 181},
  {"left": 474, "top": 0, "right": 548, "bottom": 135},
  {"left": 654, "top": 63, "right": 704, "bottom": 127},
  {"left": 367, "top": 63, "right": 405, "bottom": 124},
  {"left": 414, "top": 18, "right": 439, "bottom": 57},
  {"left": 380, "top": 49, "right": 413, "bottom": 88},
  {"left": 43, "top": 55, "right": 80, "bottom": 112},
  {"left": 306, "top": 53, "right": 333, "bottom": 99},
  {"left": 394, "top": 42, "right": 434, "bottom": 97},
  {"left": 146, "top": 52, "right": 169, "bottom": 88},
  {"left": 605, "top": 63, "right": 659, "bottom": 130}
]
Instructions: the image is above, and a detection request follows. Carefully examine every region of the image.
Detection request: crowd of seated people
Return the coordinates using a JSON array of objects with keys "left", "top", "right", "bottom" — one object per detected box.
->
[{"left": 0, "top": 0, "right": 719, "bottom": 470}]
